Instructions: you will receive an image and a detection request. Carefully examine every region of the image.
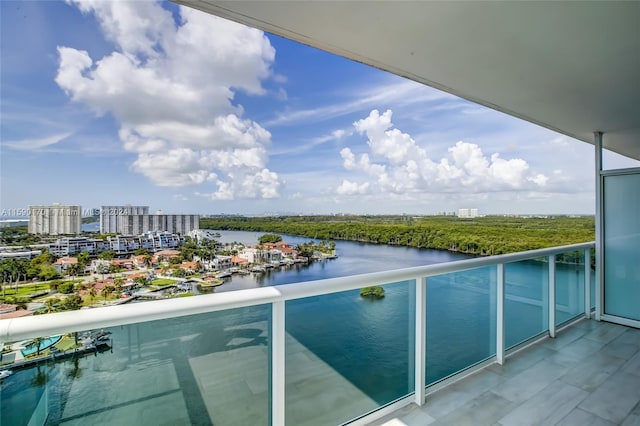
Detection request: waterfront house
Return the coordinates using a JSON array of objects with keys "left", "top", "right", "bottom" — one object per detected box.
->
[
  {"left": 231, "top": 255, "right": 249, "bottom": 269},
  {"left": 179, "top": 261, "right": 200, "bottom": 274},
  {"left": 153, "top": 249, "right": 182, "bottom": 263}
]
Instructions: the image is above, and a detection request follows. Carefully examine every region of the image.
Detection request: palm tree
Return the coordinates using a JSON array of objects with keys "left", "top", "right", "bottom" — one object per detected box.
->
[
  {"left": 88, "top": 286, "right": 97, "bottom": 303},
  {"left": 33, "top": 337, "right": 44, "bottom": 356},
  {"left": 45, "top": 298, "right": 59, "bottom": 313}
]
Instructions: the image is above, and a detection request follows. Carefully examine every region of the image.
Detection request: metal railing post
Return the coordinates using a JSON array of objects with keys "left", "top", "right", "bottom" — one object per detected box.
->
[
  {"left": 549, "top": 255, "right": 556, "bottom": 338},
  {"left": 414, "top": 276, "right": 426, "bottom": 405},
  {"left": 594, "top": 131, "right": 603, "bottom": 321},
  {"left": 272, "top": 301, "right": 285, "bottom": 426},
  {"left": 584, "top": 248, "right": 591, "bottom": 319},
  {"left": 496, "top": 263, "right": 505, "bottom": 365}
]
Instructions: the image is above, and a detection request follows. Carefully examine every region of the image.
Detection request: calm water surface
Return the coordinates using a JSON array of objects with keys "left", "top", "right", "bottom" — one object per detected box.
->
[{"left": 1, "top": 231, "right": 591, "bottom": 425}]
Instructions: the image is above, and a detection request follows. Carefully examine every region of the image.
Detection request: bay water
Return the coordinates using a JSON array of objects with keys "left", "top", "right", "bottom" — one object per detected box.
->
[{"left": 0, "top": 231, "right": 591, "bottom": 425}]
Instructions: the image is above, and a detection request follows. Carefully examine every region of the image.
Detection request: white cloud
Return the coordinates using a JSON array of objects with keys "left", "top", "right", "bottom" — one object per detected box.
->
[
  {"left": 337, "top": 109, "right": 550, "bottom": 195},
  {"left": 264, "top": 79, "right": 454, "bottom": 127},
  {"left": 55, "top": 1, "right": 281, "bottom": 199},
  {"left": 4, "top": 132, "right": 72, "bottom": 151},
  {"left": 336, "top": 180, "right": 370, "bottom": 195}
]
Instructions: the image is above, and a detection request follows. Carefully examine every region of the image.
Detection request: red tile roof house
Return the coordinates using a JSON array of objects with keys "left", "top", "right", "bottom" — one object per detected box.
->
[
  {"left": 180, "top": 261, "right": 200, "bottom": 274},
  {"left": 110, "top": 259, "right": 134, "bottom": 270},
  {"left": 53, "top": 257, "right": 78, "bottom": 274},
  {"left": 131, "top": 255, "right": 150, "bottom": 268},
  {"left": 154, "top": 250, "right": 181, "bottom": 263},
  {"left": 274, "top": 241, "right": 292, "bottom": 250},
  {"left": 231, "top": 256, "right": 249, "bottom": 268}
]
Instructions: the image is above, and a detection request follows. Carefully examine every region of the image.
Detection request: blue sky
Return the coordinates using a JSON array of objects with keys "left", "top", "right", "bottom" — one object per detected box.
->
[{"left": 1, "top": 1, "right": 633, "bottom": 216}]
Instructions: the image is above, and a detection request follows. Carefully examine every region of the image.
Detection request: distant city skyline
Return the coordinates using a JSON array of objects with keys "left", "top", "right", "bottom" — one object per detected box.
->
[{"left": 1, "top": 1, "right": 638, "bottom": 216}]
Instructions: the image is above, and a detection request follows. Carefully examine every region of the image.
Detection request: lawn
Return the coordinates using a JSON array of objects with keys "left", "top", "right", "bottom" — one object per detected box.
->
[
  {"left": 0, "top": 283, "right": 51, "bottom": 299},
  {"left": 55, "top": 335, "right": 79, "bottom": 351},
  {"left": 151, "top": 278, "right": 177, "bottom": 287}
]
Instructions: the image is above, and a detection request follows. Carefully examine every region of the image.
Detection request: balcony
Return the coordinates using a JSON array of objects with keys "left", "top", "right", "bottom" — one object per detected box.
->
[
  {"left": 374, "top": 319, "right": 640, "bottom": 426},
  {"left": 3, "top": 241, "right": 628, "bottom": 426}
]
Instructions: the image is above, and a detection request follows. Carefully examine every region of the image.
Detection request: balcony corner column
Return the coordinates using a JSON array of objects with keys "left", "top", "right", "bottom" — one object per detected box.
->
[
  {"left": 496, "top": 263, "right": 505, "bottom": 365},
  {"left": 414, "top": 276, "right": 426, "bottom": 406},
  {"left": 271, "top": 301, "right": 286, "bottom": 426},
  {"left": 549, "top": 255, "right": 556, "bottom": 338},
  {"left": 594, "top": 131, "right": 604, "bottom": 321}
]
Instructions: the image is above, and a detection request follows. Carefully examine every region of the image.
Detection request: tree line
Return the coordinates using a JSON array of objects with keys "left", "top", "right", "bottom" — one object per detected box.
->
[{"left": 200, "top": 215, "right": 594, "bottom": 255}]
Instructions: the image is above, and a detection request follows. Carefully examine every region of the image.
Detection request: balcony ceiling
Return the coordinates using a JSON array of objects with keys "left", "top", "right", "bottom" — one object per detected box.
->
[{"left": 174, "top": 1, "right": 640, "bottom": 159}]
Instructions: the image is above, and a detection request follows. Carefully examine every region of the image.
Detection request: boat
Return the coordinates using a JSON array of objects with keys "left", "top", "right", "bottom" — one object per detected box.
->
[{"left": 0, "top": 370, "right": 13, "bottom": 379}]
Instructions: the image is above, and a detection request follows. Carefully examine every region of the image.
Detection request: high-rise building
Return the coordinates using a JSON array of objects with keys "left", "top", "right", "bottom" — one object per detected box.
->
[
  {"left": 28, "top": 204, "right": 81, "bottom": 235},
  {"left": 100, "top": 206, "right": 149, "bottom": 234},
  {"left": 100, "top": 205, "right": 199, "bottom": 235},
  {"left": 458, "top": 208, "right": 479, "bottom": 218}
]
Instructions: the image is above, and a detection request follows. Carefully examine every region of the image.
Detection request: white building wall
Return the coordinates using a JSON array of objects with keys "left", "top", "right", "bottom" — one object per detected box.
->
[{"left": 29, "top": 205, "right": 81, "bottom": 235}]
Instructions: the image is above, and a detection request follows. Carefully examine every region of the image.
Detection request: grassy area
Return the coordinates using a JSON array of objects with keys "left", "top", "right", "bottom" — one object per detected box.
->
[
  {"left": 178, "top": 292, "right": 194, "bottom": 297},
  {"left": 151, "top": 278, "right": 177, "bottom": 287},
  {"left": 56, "top": 335, "right": 79, "bottom": 351},
  {"left": 198, "top": 280, "right": 223, "bottom": 287},
  {"left": 1, "top": 283, "right": 50, "bottom": 299}
]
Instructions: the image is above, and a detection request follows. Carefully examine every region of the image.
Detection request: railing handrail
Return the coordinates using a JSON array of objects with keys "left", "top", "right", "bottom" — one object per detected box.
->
[{"left": 0, "top": 241, "right": 594, "bottom": 342}]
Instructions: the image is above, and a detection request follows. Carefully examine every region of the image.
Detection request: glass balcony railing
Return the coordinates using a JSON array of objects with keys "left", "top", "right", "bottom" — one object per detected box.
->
[
  {"left": 0, "top": 242, "right": 594, "bottom": 426},
  {"left": 426, "top": 266, "right": 496, "bottom": 384},
  {"left": 505, "top": 256, "right": 549, "bottom": 348}
]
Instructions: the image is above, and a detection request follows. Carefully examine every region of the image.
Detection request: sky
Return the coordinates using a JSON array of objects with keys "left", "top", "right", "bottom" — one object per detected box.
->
[{"left": 1, "top": 1, "right": 636, "bottom": 217}]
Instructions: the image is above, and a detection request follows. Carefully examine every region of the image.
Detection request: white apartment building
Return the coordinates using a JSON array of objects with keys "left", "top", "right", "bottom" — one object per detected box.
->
[
  {"left": 119, "top": 213, "right": 200, "bottom": 236},
  {"left": 458, "top": 208, "right": 479, "bottom": 218},
  {"left": 47, "top": 232, "right": 182, "bottom": 257},
  {"left": 28, "top": 205, "right": 81, "bottom": 235},
  {"left": 100, "top": 205, "right": 149, "bottom": 234},
  {"left": 100, "top": 206, "right": 199, "bottom": 235},
  {"left": 48, "top": 237, "right": 109, "bottom": 257},
  {"left": 0, "top": 250, "right": 42, "bottom": 260}
]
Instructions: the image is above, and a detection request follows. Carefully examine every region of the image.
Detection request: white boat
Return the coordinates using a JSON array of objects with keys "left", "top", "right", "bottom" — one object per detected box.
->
[{"left": 0, "top": 370, "right": 12, "bottom": 379}]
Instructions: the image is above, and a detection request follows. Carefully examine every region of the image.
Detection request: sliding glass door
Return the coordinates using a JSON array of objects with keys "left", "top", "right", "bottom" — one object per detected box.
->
[{"left": 603, "top": 171, "right": 640, "bottom": 322}]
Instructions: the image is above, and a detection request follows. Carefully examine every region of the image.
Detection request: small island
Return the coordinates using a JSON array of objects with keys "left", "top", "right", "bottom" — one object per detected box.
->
[{"left": 360, "top": 285, "right": 385, "bottom": 299}]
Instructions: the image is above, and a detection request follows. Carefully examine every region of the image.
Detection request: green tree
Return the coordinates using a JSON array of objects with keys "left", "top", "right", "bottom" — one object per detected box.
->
[
  {"left": 134, "top": 276, "right": 149, "bottom": 287},
  {"left": 88, "top": 286, "right": 97, "bottom": 303},
  {"left": 98, "top": 250, "right": 116, "bottom": 260},
  {"left": 44, "top": 297, "right": 60, "bottom": 313},
  {"left": 58, "top": 282, "right": 75, "bottom": 294},
  {"left": 38, "top": 265, "right": 60, "bottom": 281},
  {"left": 77, "top": 252, "right": 90, "bottom": 269},
  {"left": 259, "top": 234, "right": 282, "bottom": 244},
  {"left": 96, "top": 262, "right": 110, "bottom": 279},
  {"left": 32, "top": 337, "right": 44, "bottom": 356},
  {"left": 134, "top": 248, "right": 149, "bottom": 256},
  {"left": 62, "top": 294, "right": 83, "bottom": 311},
  {"left": 66, "top": 263, "right": 82, "bottom": 278},
  {"left": 101, "top": 285, "right": 115, "bottom": 300}
]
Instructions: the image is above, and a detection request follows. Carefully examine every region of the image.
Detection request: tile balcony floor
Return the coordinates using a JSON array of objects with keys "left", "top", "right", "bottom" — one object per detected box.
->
[{"left": 372, "top": 320, "right": 640, "bottom": 426}]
